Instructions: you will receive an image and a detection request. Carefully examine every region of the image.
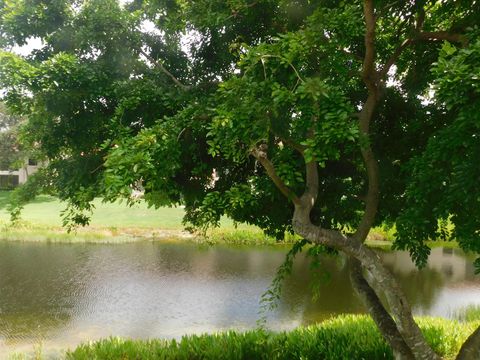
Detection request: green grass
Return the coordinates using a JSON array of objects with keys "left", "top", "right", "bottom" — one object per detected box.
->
[
  {"left": 66, "top": 315, "right": 478, "bottom": 360},
  {"left": 0, "top": 191, "right": 187, "bottom": 229},
  {"left": 0, "top": 190, "right": 273, "bottom": 244},
  {"left": 0, "top": 191, "right": 458, "bottom": 248},
  {"left": 453, "top": 304, "right": 480, "bottom": 322}
]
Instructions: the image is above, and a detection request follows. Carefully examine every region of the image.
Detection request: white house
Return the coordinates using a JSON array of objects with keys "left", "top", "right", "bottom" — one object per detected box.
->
[{"left": 0, "top": 159, "right": 40, "bottom": 188}]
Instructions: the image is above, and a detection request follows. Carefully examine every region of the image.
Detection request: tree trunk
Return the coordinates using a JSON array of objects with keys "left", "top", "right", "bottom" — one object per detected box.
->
[
  {"left": 456, "top": 326, "right": 480, "bottom": 360},
  {"left": 292, "top": 206, "right": 441, "bottom": 360},
  {"left": 349, "top": 258, "right": 414, "bottom": 360}
]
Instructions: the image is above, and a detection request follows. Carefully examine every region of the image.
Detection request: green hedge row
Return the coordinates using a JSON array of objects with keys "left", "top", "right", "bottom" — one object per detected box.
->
[{"left": 67, "top": 315, "right": 479, "bottom": 360}]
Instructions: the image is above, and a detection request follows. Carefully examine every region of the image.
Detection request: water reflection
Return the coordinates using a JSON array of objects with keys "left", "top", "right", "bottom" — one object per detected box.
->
[{"left": 0, "top": 242, "right": 479, "bottom": 357}]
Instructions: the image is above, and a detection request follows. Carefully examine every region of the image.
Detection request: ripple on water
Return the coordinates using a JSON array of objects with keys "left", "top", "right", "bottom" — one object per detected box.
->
[{"left": 0, "top": 243, "right": 479, "bottom": 357}]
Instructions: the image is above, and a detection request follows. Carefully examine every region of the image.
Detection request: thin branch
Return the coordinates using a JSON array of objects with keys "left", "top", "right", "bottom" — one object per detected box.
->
[
  {"left": 269, "top": 129, "right": 306, "bottom": 155},
  {"left": 139, "top": 48, "right": 190, "bottom": 91},
  {"left": 226, "top": 1, "right": 259, "bottom": 21},
  {"left": 251, "top": 146, "right": 301, "bottom": 206},
  {"left": 379, "top": 30, "right": 467, "bottom": 79},
  {"left": 261, "top": 55, "right": 305, "bottom": 84},
  {"left": 379, "top": 1, "right": 467, "bottom": 79},
  {"left": 417, "top": 31, "right": 468, "bottom": 46},
  {"left": 299, "top": 160, "right": 318, "bottom": 211},
  {"left": 279, "top": 136, "right": 306, "bottom": 155},
  {"left": 415, "top": 6, "right": 425, "bottom": 31},
  {"left": 376, "top": 0, "right": 404, "bottom": 18},
  {"left": 338, "top": 47, "right": 364, "bottom": 62},
  {"left": 379, "top": 38, "right": 412, "bottom": 79}
]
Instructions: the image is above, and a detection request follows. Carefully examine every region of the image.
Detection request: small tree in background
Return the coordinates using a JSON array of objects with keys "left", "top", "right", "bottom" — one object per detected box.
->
[{"left": 0, "top": 102, "right": 24, "bottom": 170}]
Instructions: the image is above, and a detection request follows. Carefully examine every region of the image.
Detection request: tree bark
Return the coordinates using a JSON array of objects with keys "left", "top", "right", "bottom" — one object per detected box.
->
[
  {"left": 350, "top": 3, "right": 438, "bottom": 358},
  {"left": 254, "top": 2, "right": 465, "bottom": 358},
  {"left": 456, "top": 326, "right": 480, "bottom": 360},
  {"left": 349, "top": 258, "right": 414, "bottom": 360},
  {"left": 292, "top": 206, "right": 440, "bottom": 360}
]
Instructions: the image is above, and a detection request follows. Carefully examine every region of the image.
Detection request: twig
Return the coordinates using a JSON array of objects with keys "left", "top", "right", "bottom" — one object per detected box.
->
[
  {"left": 251, "top": 146, "right": 301, "bottom": 205},
  {"left": 139, "top": 48, "right": 190, "bottom": 91}
]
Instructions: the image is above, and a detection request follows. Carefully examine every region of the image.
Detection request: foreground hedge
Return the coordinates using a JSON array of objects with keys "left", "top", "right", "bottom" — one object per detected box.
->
[{"left": 67, "top": 315, "right": 479, "bottom": 360}]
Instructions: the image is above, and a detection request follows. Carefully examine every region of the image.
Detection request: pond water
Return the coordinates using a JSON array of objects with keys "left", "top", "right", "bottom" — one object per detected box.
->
[{"left": 0, "top": 242, "right": 479, "bottom": 357}]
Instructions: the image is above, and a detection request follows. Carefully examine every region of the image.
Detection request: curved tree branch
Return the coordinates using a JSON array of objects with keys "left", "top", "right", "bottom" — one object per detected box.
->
[
  {"left": 251, "top": 146, "right": 301, "bottom": 206},
  {"left": 353, "top": 94, "right": 380, "bottom": 243},
  {"left": 379, "top": 38, "right": 412, "bottom": 78},
  {"left": 269, "top": 129, "right": 306, "bottom": 155},
  {"left": 139, "top": 48, "right": 190, "bottom": 91},
  {"left": 354, "top": 0, "right": 381, "bottom": 243},
  {"left": 344, "top": 2, "right": 438, "bottom": 359},
  {"left": 291, "top": 213, "right": 440, "bottom": 360},
  {"left": 380, "top": 30, "right": 467, "bottom": 79}
]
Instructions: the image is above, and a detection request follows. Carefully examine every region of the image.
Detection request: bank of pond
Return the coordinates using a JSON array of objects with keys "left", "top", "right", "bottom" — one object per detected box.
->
[
  {"left": 68, "top": 315, "right": 479, "bottom": 359},
  {"left": 1, "top": 241, "right": 479, "bottom": 359}
]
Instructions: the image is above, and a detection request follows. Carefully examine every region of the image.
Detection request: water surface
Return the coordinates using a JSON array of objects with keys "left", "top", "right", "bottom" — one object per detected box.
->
[{"left": 0, "top": 242, "right": 478, "bottom": 357}]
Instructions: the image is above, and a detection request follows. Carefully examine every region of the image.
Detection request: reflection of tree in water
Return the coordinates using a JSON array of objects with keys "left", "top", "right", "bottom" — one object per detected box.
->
[
  {"left": 269, "top": 251, "right": 448, "bottom": 325},
  {"left": 152, "top": 243, "right": 288, "bottom": 279},
  {"left": 387, "top": 268, "right": 444, "bottom": 311},
  {"left": 0, "top": 242, "right": 475, "bottom": 346},
  {"left": 0, "top": 243, "right": 90, "bottom": 342},
  {"left": 379, "top": 248, "right": 469, "bottom": 311},
  {"left": 276, "top": 253, "right": 365, "bottom": 326}
]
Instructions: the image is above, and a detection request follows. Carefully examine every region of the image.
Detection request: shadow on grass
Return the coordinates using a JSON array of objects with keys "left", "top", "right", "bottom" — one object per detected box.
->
[{"left": 0, "top": 190, "right": 57, "bottom": 210}]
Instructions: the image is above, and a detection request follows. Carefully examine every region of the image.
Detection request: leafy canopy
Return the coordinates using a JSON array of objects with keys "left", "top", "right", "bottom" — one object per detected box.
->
[{"left": 0, "top": 0, "right": 479, "bottom": 267}]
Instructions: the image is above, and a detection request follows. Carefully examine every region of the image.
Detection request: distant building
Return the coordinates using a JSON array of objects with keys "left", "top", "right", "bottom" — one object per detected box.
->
[{"left": 0, "top": 159, "right": 40, "bottom": 189}]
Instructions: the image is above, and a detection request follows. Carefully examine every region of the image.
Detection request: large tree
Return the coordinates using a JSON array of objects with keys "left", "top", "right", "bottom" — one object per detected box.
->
[{"left": 1, "top": 0, "right": 479, "bottom": 358}]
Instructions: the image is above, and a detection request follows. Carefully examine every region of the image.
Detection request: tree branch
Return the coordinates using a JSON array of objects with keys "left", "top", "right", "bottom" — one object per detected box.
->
[
  {"left": 300, "top": 160, "right": 318, "bottom": 211},
  {"left": 380, "top": 30, "right": 467, "bottom": 78},
  {"left": 379, "top": 38, "right": 412, "bottom": 78},
  {"left": 415, "top": 6, "right": 425, "bottom": 31},
  {"left": 354, "top": 95, "right": 380, "bottom": 243},
  {"left": 417, "top": 31, "right": 468, "bottom": 46},
  {"left": 226, "top": 1, "right": 259, "bottom": 20},
  {"left": 353, "top": 1, "right": 381, "bottom": 243},
  {"left": 139, "top": 48, "right": 190, "bottom": 91},
  {"left": 269, "top": 129, "right": 306, "bottom": 155},
  {"left": 297, "top": 125, "right": 319, "bottom": 211},
  {"left": 281, "top": 136, "right": 306, "bottom": 155},
  {"left": 251, "top": 146, "right": 301, "bottom": 206},
  {"left": 291, "top": 215, "right": 440, "bottom": 360},
  {"left": 362, "top": 0, "right": 378, "bottom": 93}
]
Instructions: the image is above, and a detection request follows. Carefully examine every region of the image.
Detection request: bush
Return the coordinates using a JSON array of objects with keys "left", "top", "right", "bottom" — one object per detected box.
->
[{"left": 67, "top": 315, "right": 479, "bottom": 360}]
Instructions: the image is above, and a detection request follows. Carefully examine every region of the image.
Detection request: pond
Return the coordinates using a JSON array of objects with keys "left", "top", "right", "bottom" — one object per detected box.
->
[{"left": 0, "top": 242, "right": 479, "bottom": 357}]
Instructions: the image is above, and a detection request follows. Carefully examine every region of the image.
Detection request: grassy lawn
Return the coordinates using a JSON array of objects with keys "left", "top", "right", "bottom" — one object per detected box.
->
[
  {"left": 0, "top": 191, "right": 276, "bottom": 244},
  {"left": 0, "top": 191, "right": 187, "bottom": 229},
  {"left": 0, "top": 190, "right": 453, "bottom": 248}
]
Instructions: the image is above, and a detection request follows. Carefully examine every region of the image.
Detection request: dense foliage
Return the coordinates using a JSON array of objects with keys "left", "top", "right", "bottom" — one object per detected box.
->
[
  {"left": 1, "top": 1, "right": 480, "bottom": 357},
  {"left": 0, "top": 0, "right": 478, "bottom": 257}
]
